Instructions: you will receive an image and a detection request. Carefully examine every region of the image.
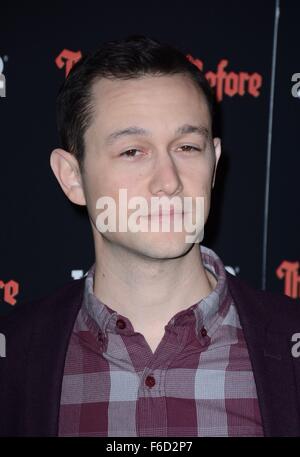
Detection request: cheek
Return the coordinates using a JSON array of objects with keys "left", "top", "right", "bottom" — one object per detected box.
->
[
  {"left": 198, "top": 160, "right": 215, "bottom": 189},
  {"left": 190, "top": 167, "right": 214, "bottom": 194}
]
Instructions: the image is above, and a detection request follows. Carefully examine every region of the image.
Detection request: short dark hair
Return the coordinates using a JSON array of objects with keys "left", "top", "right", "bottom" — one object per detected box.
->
[{"left": 56, "top": 34, "right": 215, "bottom": 173}]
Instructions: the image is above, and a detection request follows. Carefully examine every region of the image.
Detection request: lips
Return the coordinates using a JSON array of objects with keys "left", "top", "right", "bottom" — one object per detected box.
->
[{"left": 149, "top": 209, "right": 185, "bottom": 217}]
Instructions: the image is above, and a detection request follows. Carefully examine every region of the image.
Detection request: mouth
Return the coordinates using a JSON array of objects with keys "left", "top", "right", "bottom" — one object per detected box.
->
[{"left": 148, "top": 210, "right": 188, "bottom": 217}]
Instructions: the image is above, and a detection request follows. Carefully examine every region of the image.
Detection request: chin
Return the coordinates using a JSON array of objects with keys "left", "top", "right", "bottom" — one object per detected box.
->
[{"left": 129, "top": 232, "right": 195, "bottom": 260}]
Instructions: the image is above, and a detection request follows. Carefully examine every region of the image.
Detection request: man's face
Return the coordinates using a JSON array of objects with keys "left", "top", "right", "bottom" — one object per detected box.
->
[{"left": 59, "top": 74, "right": 221, "bottom": 260}]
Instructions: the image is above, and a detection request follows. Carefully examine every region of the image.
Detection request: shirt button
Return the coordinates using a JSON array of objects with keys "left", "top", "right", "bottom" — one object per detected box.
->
[
  {"left": 116, "top": 318, "right": 126, "bottom": 329},
  {"left": 145, "top": 375, "right": 156, "bottom": 388},
  {"left": 200, "top": 326, "right": 207, "bottom": 337}
]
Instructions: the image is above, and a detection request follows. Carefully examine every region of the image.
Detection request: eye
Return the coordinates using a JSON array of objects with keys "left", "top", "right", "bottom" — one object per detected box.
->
[
  {"left": 179, "top": 145, "right": 201, "bottom": 153},
  {"left": 119, "top": 148, "right": 142, "bottom": 158}
]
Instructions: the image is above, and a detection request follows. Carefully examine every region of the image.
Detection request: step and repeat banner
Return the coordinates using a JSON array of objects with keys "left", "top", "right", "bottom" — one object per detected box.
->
[{"left": 0, "top": 0, "right": 299, "bottom": 315}]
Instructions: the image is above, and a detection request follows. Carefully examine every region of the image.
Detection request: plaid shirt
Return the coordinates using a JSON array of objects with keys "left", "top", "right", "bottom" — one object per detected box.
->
[{"left": 58, "top": 245, "right": 263, "bottom": 437}]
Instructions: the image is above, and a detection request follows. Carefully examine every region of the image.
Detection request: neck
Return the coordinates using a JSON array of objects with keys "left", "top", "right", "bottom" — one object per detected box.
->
[{"left": 93, "top": 239, "right": 217, "bottom": 333}]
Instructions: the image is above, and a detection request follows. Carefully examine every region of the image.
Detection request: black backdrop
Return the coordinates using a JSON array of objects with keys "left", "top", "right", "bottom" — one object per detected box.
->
[{"left": 0, "top": 0, "right": 299, "bottom": 315}]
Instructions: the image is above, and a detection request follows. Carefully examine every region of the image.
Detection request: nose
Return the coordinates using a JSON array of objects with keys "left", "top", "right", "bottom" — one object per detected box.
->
[{"left": 149, "top": 151, "right": 183, "bottom": 196}]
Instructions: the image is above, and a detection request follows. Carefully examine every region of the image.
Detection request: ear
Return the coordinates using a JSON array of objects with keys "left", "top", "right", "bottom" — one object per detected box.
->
[
  {"left": 212, "top": 137, "right": 221, "bottom": 188},
  {"left": 50, "top": 148, "right": 86, "bottom": 206}
]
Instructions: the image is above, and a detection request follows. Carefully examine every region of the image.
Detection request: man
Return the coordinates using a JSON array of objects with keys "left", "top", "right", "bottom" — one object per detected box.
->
[{"left": 0, "top": 34, "right": 300, "bottom": 437}]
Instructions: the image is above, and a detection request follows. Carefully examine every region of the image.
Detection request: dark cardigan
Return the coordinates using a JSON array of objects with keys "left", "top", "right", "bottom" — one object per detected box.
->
[{"left": 1, "top": 273, "right": 300, "bottom": 436}]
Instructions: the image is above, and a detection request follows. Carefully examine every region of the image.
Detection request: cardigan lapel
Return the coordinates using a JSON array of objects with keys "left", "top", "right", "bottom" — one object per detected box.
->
[
  {"left": 227, "top": 273, "right": 300, "bottom": 436},
  {"left": 24, "top": 277, "right": 86, "bottom": 436}
]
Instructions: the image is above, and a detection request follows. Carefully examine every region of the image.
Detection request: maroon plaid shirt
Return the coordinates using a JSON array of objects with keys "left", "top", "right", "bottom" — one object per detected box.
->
[{"left": 58, "top": 245, "right": 263, "bottom": 436}]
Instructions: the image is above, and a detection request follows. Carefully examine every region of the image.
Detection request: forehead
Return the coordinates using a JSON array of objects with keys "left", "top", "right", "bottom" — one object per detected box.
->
[
  {"left": 90, "top": 74, "right": 210, "bottom": 123},
  {"left": 84, "top": 75, "right": 212, "bottom": 151}
]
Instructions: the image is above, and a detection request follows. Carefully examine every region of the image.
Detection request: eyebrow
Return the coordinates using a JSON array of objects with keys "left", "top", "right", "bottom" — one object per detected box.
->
[{"left": 104, "top": 124, "right": 209, "bottom": 145}]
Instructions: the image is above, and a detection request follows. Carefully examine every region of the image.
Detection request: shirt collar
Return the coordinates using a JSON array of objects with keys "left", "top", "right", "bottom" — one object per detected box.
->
[{"left": 81, "top": 244, "right": 232, "bottom": 341}]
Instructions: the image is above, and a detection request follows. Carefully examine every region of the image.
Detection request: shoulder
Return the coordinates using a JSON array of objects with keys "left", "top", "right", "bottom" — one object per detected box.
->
[
  {"left": 226, "top": 272, "right": 300, "bottom": 327},
  {"left": 0, "top": 277, "right": 86, "bottom": 337}
]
